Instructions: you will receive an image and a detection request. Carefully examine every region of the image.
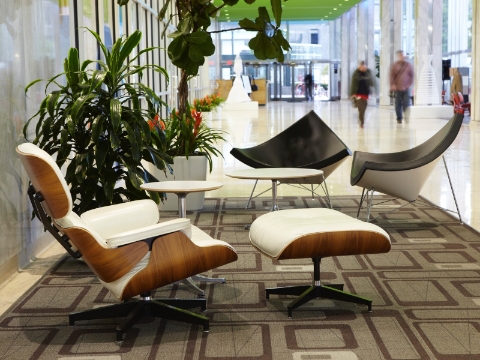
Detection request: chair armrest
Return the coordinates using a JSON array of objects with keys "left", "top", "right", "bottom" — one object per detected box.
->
[
  {"left": 106, "top": 218, "right": 191, "bottom": 248},
  {"left": 81, "top": 200, "right": 160, "bottom": 239}
]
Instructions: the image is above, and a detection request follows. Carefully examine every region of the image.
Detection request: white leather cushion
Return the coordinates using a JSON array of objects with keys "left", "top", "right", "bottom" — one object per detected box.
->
[
  {"left": 55, "top": 211, "right": 109, "bottom": 248},
  {"left": 249, "top": 208, "right": 390, "bottom": 258},
  {"left": 81, "top": 200, "right": 160, "bottom": 240},
  {"left": 190, "top": 225, "right": 236, "bottom": 252},
  {"left": 106, "top": 218, "right": 191, "bottom": 248}
]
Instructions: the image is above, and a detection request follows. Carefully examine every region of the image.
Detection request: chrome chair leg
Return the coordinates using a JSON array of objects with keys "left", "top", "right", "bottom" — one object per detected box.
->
[
  {"left": 443, "top": 156, "right": 463, "bottom": 224},
  {"left": 321, "top": 177, "right": 333, "bottom": 209},
  {"left": 245, "top": 180, "right": 258, "bottom": 209},
  {"left": 357, "top": 188, "right": 366, "bottom": 219},
  {"left": 366, "top": 189, "right": 374, "bottom": 222}
]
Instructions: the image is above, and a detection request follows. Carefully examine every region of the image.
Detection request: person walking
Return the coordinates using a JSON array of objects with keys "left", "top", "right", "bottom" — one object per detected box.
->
[
  {"left": 350, "top": 61, "right": 374, "bottom": 127},
  {"left": 305, "top": 73, "right": 314, "bottom": 100},
  {"left": 450, "top": 68, "right": 463, "bottom": 100},
  {"left": 390, "top": 50, "right": 414, "bottom": 123}
]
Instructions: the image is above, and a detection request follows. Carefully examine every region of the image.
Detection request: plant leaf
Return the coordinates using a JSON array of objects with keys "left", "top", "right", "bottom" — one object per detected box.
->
[
  {"left": 82, "top": 27, "right": 110, "bottom": 63},
  {"left": 89, "top": 70, "right": 107, "bottom": 93},
  {"left": 158, "top": 0, "right": 171, "bottom": 20},
  {"left": 46, "top": 91, "right": 61, "bottom": 118},
  {"left": 239, "top": 18, "right": 259, "bottom": 30},
  {"left": 67, "top": 48, "right": 80, "bottom": 85},
  {"left": 25, "top": 79, "right": 43, "bottom": 94},
  {"left": 110, "top": 98, "right": 122, "bottom": 131},
  {"left": 118, "top": 30, "right": 142, "bottom": 68},
  {"left": 270, "top": 0, "right": 282, "bottom": 26},
  {"left": 71, "top": 94, "right": 95, "bottom": 125}
]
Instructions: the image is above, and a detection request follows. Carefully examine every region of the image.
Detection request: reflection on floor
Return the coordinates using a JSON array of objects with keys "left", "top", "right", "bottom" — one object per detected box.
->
[{"left": 1, "top": 99, "right": 476, "bottom": 316}]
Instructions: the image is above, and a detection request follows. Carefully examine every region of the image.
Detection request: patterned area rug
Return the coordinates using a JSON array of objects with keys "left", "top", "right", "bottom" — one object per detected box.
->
[{"left": 1, "top": 196, "right": 480, "bottom": 360}]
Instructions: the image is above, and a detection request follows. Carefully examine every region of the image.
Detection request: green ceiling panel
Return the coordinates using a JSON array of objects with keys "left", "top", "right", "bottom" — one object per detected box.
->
[{"left": 217, "top": 0, "right": 363, "bottom": 22}]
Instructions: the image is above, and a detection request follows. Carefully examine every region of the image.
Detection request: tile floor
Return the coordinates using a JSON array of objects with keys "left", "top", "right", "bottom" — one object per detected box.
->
[{"left": 0, "top": 99, "right": 477, "bottom": 316}]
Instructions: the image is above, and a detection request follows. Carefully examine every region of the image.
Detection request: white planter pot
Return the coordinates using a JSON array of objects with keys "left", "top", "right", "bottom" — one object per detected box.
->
[{"left": 146, "top": 155, "right": 208, "bottom": 211}]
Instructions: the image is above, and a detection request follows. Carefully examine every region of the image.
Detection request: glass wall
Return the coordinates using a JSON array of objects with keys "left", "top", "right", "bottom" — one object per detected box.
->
[{"left": 0, "top": 0, "right": 73, "bottom": 279}]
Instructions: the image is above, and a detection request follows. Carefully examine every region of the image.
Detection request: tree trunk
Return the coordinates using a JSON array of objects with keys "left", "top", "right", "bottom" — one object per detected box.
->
[{"left": 178, "top": 69, "right": 189, "bottom": 117}]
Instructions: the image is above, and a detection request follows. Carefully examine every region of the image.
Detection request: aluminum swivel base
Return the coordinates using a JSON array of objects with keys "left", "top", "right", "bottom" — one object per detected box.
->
[
  {"left": 265, "top": 258, "right": 373, "bottom": 318},
  {"left": 69, "top": 292, "right": 209, "bottom": 343},
  {"left": 181, "top": 274, "right": 227, "bottom": 297}
]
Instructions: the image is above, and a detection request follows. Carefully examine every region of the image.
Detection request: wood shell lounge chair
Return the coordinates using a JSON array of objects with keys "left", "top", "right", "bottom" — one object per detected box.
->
[
  {"left": 350, "top": 113, "right": 464, "bottom": 222},
  {"left": 16, "top": 143, "right": 238, "bottom": 343},
  {"left": 230, "top": 110, "right": 352, "bottom": 208},
  {"left": 249, "top": 208, "right": 391, "bottom": 317}
]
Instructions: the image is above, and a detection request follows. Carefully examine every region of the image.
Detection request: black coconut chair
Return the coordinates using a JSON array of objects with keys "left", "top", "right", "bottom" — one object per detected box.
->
[{"left": 230, "top": 110, "right": 352, "bottom": 208}]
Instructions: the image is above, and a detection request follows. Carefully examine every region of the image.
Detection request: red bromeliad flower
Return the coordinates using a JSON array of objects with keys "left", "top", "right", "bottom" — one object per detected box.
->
[
  {"left": 191, "top": 110, "right": 203, "bottom": 137},
  {"left": 147, "top": 114, "right": 165, "bottom": 131}
]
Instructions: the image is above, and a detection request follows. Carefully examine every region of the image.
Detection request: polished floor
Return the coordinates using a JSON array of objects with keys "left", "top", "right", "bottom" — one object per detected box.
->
[
  {"left": 0, "top": 99, "right": 477, "bottom": 316},
  {"left": 207, "top": 99, "right": 475, "bottom": 227}
]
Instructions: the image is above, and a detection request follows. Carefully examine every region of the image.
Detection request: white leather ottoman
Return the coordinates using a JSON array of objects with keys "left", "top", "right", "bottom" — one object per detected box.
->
[{"left": 249, "top": 208, "right": 391, "bottom": 317}]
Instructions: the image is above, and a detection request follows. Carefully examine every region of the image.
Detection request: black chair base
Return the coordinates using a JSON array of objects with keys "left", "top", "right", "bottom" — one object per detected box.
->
[
  {"left": 266, "top": 258, "right": 372, "bottom": 318},
  {"left": 69, "top": 295, "right": 209, "bottom": 343}
]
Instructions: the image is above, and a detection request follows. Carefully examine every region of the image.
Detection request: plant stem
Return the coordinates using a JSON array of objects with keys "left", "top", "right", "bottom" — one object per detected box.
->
[
  {"left": 208, "top": 27, "right": 243, "bottom": 34},
  {"left": 178, "top": 69, "right": 189, "bottom": 116}
]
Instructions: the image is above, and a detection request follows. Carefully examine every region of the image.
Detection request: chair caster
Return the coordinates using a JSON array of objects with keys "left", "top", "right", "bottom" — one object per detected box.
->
[{"left": 115, "top": 340, "right": 123, "bottom": 345}]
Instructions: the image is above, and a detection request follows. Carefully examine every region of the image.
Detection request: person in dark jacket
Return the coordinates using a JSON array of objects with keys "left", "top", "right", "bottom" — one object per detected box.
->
[
  {"left": 350, "top": 61, "right": 374, "bottom": 127},
  {"left": 305, "top": 73, "right": 313, "bottom": 100}
]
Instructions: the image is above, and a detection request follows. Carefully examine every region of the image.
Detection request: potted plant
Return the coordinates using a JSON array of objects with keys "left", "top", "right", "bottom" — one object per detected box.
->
[
  {"left": 23, "top": 28, "right": 171, "bottom": 215},
  {"left": 147, "top": 103, "right": 227, "bottom": 211},
  {"left": 118, "top": 0, "right": 290, "bottom": 120},
  {"left": 194, "top": 93, "right": 225, "bottom": 113}
]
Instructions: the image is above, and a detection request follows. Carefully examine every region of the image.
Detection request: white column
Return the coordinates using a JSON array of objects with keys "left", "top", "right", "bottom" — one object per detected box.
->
[
  {"left": 393, "top": 0, "right": 402, "bottom": 54},
  {"left": 330, "top": 18, "right": 341, "bottom": 61},
  {"left": 414, "top": 0, "right": 441, "bottom": 106},
  {"left": 341, "top": 12, "right": 350, "bottom": 99},
  {"left": 358, "top": 0, "right": 376, "bottom": 99},
  {"left": 349, "top": 6, "right": 358, "bottom": 79},
  {"left": 432, "top": 0, "right": 443, "bottom": 104},
  {"left": 472, "top": 0, "right": 480, "bottom": 121},
  {"left": 357, "top": 2, "right": 367, "bottom": 64},
  {"left": 379, "top": 0, "right": 396, "bottom": 106},
  {"left": 366, "top": 0, "right": 375, "bottom": 73}
]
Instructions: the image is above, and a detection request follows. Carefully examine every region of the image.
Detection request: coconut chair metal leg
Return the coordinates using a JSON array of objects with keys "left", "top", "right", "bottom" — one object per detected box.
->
[
  {"left": 321, "top": 177, "right": 333, "bottom": 209},
  {"left": 245, "top": 180, "right": 258, "bottom": 209},
  {"left": 366, "top": 189, "right": 374, "bottom": 222},
  {"left": 443, "top": 155, "right": 463, "bottom": 224},
  {"left": 357, "top": 188, "right": 366, "bottom": 219},
  {"left": 311, "top": 184, "right": 315, "bottom": 200}
]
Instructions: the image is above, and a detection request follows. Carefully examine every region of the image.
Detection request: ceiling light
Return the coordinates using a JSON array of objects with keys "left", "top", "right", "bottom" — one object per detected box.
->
[{"left": 334, "top": 8, "right": 337, "bottom": 10}]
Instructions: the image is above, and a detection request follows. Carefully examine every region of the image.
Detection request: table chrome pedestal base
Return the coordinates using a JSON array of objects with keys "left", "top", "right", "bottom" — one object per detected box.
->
[
  {"left": 181, "top": 278, "right": 205, "bottom": 297},
  {"left": 180, "top": 275, "right": 226, "bottom": 297},
  {"left": 192, "top": 274, "right": 226, "bottom": 284}
]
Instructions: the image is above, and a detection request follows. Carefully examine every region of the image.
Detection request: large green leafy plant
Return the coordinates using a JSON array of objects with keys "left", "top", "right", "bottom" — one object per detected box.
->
[
  {"left": 24, "top": 29, "right": 171, "bottom": 215},
  {"left": 118, "top": 0, "right": 290, "bottom": 117}
]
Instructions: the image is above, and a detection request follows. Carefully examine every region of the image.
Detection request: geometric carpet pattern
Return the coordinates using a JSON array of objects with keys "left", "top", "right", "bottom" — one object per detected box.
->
[{"left": 1, "top": 196, "right": 480, "bottom": 359}]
